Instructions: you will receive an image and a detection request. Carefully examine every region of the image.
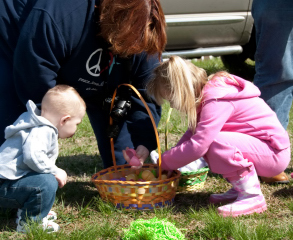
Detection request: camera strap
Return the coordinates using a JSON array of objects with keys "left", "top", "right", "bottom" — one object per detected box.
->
[
  {"left": 121, "top": 57, "right": 133, "bottom": 85},
  {"left": 103, "top": 55, "right": 133, "bottom": 99},
  {"left": 108, "top": 55, "right": 133, "bottom": 86}
]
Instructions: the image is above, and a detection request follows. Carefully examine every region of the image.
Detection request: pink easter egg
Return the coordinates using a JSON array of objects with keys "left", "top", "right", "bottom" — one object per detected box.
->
[
  {"left": 126, "top": 148, "right": 136, "bottom": 159},
  {"left": 129, "top": 156, "right": 141, "bottom": 166},
  {"left": 126, "top": 149, "right": 141, "bottom": 166}
]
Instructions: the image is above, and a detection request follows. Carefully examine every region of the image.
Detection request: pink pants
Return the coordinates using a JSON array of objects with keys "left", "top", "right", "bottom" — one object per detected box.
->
[{"left": 204, "top": 132, "right": 290, "bottom": 179}]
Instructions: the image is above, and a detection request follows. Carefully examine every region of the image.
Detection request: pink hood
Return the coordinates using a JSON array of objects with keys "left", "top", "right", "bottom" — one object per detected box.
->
[{"left": 203, "top": 75, "right": 261, "bottom": 101}]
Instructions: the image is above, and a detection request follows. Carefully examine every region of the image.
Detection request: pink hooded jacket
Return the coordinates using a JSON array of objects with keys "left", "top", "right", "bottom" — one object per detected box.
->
[{"left": 161, "top": 75, "right": 290, "bottom": 170}]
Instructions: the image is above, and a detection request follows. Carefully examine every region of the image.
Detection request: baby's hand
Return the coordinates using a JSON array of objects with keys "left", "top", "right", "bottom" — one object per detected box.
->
[{"left": 55, "top": 168, "right": 67, "bottom": 188}]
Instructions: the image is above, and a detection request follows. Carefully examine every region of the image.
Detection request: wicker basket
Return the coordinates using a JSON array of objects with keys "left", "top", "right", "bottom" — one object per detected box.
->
[
  {"left": 92, "top": 164, "right": 180, "bottom": 210},
  {"left": 91, "top": 84, "right": 181, "bottom": 210},
  {"left": 177, "top": 167, "right": 209, "bottom": 192}
]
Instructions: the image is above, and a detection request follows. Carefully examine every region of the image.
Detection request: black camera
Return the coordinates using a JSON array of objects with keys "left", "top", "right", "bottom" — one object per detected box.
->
[
  {"left": 103, "top": 85, "right": 132, "bottom": 138},
  {"left": 110, "top": 98, "right": 131, "bottom": 122}
]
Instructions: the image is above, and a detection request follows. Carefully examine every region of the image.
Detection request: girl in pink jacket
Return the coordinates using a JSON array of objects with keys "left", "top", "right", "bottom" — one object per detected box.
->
[{"left": 146, "top": 56, "right": 290, "bottom": 217}]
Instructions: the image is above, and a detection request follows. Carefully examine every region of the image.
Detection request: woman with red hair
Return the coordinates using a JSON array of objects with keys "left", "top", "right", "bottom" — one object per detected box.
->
[{"left": 0, "top": 0, "right": 166, "bottom": 169}]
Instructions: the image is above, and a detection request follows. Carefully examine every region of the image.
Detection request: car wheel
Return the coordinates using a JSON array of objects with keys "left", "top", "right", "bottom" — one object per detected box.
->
[
  {"left": 221, "top": 27, "right": 256, "bottom": 81},
  {"left": 221, "top": 27, "right": 256, "bottom": 67}
]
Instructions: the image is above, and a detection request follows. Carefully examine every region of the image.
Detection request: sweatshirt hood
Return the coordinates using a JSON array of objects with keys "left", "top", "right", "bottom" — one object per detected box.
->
[
  {"left": 4, "top": 100, "right": 56, "bottom": 139},
  {"left": 202, "top": 74, "right": 261, "bottom": 101}
]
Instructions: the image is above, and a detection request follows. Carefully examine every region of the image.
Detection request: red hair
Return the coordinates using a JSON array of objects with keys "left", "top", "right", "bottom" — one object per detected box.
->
[{"left": 99, "top": 0, "right": 166, "bottom": 57}]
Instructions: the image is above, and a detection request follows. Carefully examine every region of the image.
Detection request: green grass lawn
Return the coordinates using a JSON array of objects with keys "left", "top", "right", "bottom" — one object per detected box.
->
[{"left": 1, "top": 58, "right": 293, "bottom": 240}]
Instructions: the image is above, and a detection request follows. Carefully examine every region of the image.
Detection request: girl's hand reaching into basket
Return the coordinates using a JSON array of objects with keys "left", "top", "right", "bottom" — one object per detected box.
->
[{"left": 150, "top": 150, "right": 173, "bottom": 179}]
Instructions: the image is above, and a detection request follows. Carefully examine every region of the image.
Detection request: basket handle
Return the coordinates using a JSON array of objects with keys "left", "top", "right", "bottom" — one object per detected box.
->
[
  {"left": 165, "top": 107, "right": 173, "bottom": 151},
  {"left": 109, "top": 84, "right": 162, "bottom": 180}
]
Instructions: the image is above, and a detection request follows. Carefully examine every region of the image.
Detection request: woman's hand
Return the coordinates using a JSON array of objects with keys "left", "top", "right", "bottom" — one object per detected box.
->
[
  {"left": 135, "top": 145, "right": 149, "bottom": 163},
  {"left": 122, "top": 145, "right": 149, "bottom": 170}
]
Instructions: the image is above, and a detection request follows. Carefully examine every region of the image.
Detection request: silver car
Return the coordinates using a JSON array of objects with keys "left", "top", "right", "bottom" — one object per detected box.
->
[{"left": 161, "top": 0, "right": 255, "bottom": 65}]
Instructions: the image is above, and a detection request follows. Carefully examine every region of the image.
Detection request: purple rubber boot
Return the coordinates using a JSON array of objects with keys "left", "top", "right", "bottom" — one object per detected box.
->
[{"left": 218, "top": 167, "right": 267, "bottom": 217}]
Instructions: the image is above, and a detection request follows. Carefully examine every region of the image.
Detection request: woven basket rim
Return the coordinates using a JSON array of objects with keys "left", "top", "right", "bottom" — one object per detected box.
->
[
  {"left": 91, "top": 163, "right": 181, "bottom": 185},
  {"left": 180, "top": 166, "right": 209, "bottom": 176}
]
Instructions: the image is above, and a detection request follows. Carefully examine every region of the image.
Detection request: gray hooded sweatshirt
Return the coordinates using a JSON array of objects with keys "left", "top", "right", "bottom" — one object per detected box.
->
[{"left": 0, "top": 100, "right": 59, "bottom": 180}]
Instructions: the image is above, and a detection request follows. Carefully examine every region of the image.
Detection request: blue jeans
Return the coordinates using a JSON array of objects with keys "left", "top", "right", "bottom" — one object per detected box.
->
[
  {"left": 0, "top": 172, "right": 58, "bottom": 223},
  {"left": 87, "top": 103, "right": 133, "bottom": 168},
  {"left": 258, "top": 82, "right": 293, "bottom": 130},
  {"left": 252, "top": 0, "right": 293, "bottom": 129}
]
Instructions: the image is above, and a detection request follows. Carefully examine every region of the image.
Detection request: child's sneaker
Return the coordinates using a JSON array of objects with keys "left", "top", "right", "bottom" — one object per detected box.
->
[
  {"left": 16, "top": 218, "right": 60, "bottom": 233},
  {"left": 16, "top": 209, "right": 57, "bottom": 224}
]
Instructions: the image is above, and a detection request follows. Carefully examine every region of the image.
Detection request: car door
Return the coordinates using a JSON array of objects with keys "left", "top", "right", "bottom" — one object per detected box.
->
[{"left": 161, "top": 0, "right": 253, "bottom": 51}]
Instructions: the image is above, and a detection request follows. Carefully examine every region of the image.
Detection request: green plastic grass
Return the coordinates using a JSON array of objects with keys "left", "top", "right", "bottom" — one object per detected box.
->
[{"left": 123, "top": 217, "right": 185, "bottom": 240}]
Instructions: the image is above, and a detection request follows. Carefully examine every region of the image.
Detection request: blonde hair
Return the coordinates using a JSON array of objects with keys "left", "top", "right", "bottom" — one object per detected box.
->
[
  {"left": 146, "top": 56, "right": 208, "bottom": 133},
  {"left": 41, "top": 85, "right": 86, "bottom": 116}
]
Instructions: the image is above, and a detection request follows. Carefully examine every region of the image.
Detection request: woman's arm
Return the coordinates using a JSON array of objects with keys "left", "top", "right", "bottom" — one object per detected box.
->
[
  {"left": 12, "top": 0, "right": 89, "bottom": 105},
  {"left": 127, "top": 52, "right": 162, "bottom": 152},
  {"left": 13, "top": 8, "right": 67, "bottom": 105}
]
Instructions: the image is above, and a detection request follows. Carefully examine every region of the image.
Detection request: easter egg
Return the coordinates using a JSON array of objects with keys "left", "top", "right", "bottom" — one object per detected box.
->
[
  {"left": 138, "top": 171, "right": 143, "bottom": 179},
  {"left": 129, "top": 157, "right": 141, "bottom": 166},
  {"left": 125, "top": 173, "right": 138, "bottom": 181},
  {"left": 126, "top": 149, "right": 141, "bottom": 166},
  {"left": 161, "top": 174, "right": 168, "bottom": 180},
  {"left": 151, "top": 169, "right": 157, "bottom": 178},
  {"left": 141, "top": 170, "right": 155, "bottom": 181}
]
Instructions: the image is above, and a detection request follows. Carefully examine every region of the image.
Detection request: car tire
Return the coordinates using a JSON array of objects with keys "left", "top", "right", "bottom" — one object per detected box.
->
[
  {"left": 221, "top": 27, "right": 256, "bottom": 68},
  {"left": 220, "top": 27, "right": 256, "bottom": 81}
]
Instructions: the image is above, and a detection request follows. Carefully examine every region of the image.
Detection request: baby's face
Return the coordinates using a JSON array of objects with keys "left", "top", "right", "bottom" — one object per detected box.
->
[{"left": 58, "top": 108, "right": 86, "bottom": 139}]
